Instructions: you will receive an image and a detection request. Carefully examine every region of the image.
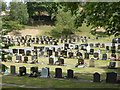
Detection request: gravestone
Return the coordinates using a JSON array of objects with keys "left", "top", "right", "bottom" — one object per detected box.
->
[
  {"left": 76, "top": 52, "right": 82, "bottom": 57},
  {"left": 90, "top": 49, "right": 94, "bottom": 55},
  {"left": 64, "top": 44, "right": 69, "bottom": 49},
  {"left": 55, "top": 51, "right": 59, "bottom": 57},
  {"left": 93, "top": 53, "right": 99, "bottom": 59},
  {"left": 89, "top": 58, "right": 95, "bottom": 67},
  {"left": 40, "top": 67, "right": 49, "bottom": 78},
  {"left": 19, "top": 66, "right": 26, "bottom": 76},
  {"left": 93, "top": 72, "right": 100, "bottom": 82},
  {"left": 19, "top": 49, "right": 25, "bottom": 55},
  {"left": 89, "top": 43, "right": 94, "bottom": 47},
  {"left": 106, "top": 72, "right": 117, "bottom": 83},
  {"left": 68, "top": 52, "right": 74, "bottom": 58},
  {"left": 16, "top": 56, "right": 22, "bottom": 63},
  {"left": 117, "top": 61, "right": 120, "bottom": 68},
  {"left": 75, "top": 45, "right": 79, "bottom": 49},
  {"left": 84, "top": 53, "right": 89, "bottom": 59},
  {"left": 10, "top": 65, "right": 16, "bottom": 74},
  {"left": 26, "top": 50, "right": 31, "bottom": 56},
  {"left": 101, "top": 43, "right": 105, "bottom": 48},
  {"left": 24, "top": 56, "right": 28, "bottom": 63},
  {"left": 106, "top": 46, "right": 109, "bottom": 50},
  {"left": 67, "top": 69, "right": 74, "bottom": 78},
  {"left": 78, "top": 57, "right": 84, "bottom": 65},
  {"left": 55, "top": 68, "right": 62, "bottom": 78},
  {"left": 7, "top": 55, "right": 12, "bottom": 61},
  {"left": 61, "top": 50, "right": 67, "bottom": 58},
  {"left": 102, "top": 54, "right": 107, "bottom": 60},
  {"left": 108, "top": 62, "right": 116, "bottom": 69},
  {"left": 111, "top": 46, "right": 116, "bottom": 53},
  {"left": 58, "top": 57, "right": 64, "bottom": 65},
  {"left": 111, "top": 53, "right": 116, "bottom": 58},
  {"left": 49, "top": 56, "right": 54, "bottom": 65},
  {"left": 40, "top": 51, "right": 44, "bottom": 57},
  {"left": 13, "top": 49, "right": 18, "bottom": 54},
  {"left": 29, "top": 67, "right": 38, "bottom": 77},
  {"left": 47, "top": 49, "right": 52, "bottom": 57}
]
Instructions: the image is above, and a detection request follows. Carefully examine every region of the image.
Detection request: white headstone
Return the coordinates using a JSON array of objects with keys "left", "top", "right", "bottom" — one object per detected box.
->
[
  {"left": 40, "top": 67, "right": 49, "bottom": 78},
  {"left": 87, "top": 45, "right": 91, "bottom": 52},
  {"left": 89, "top": 58, "right": 95, "bottom": 67}
]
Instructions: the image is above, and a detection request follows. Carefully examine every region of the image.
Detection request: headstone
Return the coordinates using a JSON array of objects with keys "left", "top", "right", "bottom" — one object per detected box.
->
[
  {"left": 58, "top": 57, "right": 64, "bottom": 65},
  {"left": 40, "top": 67, "right": 49, "bottom": 78},
  {"left": 89, "top": 43, "right": 94, "bottom": 47},
  {"left": 68, "top": 52, "right": 74, "bottom": 58},
  {"left": 64, "top": 44, "right": 69, "bottom": 49},
  {"left": 78, "top": 57, "right": 84, "bottom": 65},
  {"left": 10, "top": 65, "right": 16, "bottom": 74},
  {"left": 24, "top": 56, "right": 28, "bottom": 63},
  {"left": 26, "top": 50, "right": 31, "bottom": 56},
  {"left": 16, "top": 56, "right": 22, "bottom": 63},
  {"left": 47, "top": 49, "right": 52, "bottom": 57},
  {"left": 40, "top": 51, "right": 44, "bottom": 57},
  {"left": 102, "top": 54, "right": 107, "bottom": 60},
  {"left": 67, "top": 69, "right": 74, "bottom": 78},
  {"left": 90, "top": 49, "right": 94, "bottom": 55},
  {"left": 55, "top": 51, "right": 59, "bottom": 57},
  {"left": 19, "top": 66, "right": 26, "bottom": 76},
  {"left": 29, "top": 67, "right": 38, "bottom": 77},
  {"left": 19, "top": 49, "right": 25, "bottom": 55},
  {"left": 49, "top": 56, "right": 54, "bottom": 65},
  {"left": 106, "top": 46, "right": 109, "bottom": 50},
  {"left": 84, "top": 53, "right": 89, "bottom": 59},
  {"left": 108, "top": 62, "right": 116, "bottom": 69},
  {"left": 93, "top": 72, "right": 100, "bottom": 82},
  {"left": 55, "top": 68, "right": 62, "bottom": 78},
  {"left": 93, "top": 53, "right": 99, "bottom": 59},
  {"left": 106, "top": 72, "right": 117, "bottom": 83},
  {"left": 89, "top": 58, "right": 95, "bottom": 67},
  {"left": 111, "top": 46, "right": 116, "bottom": 53},
  {"left": 13, "top": 49, "right": 18, "bottom": 54},
  {"left": 75, "top": 45, "right": 79, "bottom": 49}
]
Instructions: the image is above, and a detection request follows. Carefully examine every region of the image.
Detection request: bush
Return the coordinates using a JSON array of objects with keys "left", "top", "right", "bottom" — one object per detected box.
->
[{"left": 2, "top": 21, "right": 25, "bottom": 30}]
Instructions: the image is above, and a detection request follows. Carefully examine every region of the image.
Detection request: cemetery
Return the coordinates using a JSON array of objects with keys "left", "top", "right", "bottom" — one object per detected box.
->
[{"left": 1, "top": 1, "right": 120, "bottom": 89}]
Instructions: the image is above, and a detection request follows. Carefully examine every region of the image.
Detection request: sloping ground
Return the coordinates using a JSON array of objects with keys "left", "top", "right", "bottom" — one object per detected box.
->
[{"left": 8, "top": 25, "right": 55, "bottom": 37}]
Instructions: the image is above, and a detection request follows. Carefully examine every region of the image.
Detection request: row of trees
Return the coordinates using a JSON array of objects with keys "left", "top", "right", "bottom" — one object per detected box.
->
[{"left": 1, "top": 2, "right": 120, "bottom": 36}]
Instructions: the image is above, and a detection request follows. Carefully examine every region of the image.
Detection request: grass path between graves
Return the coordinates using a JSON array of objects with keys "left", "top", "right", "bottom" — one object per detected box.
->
[{"left": 1, "top": 75, "right": 120, "bottom": 88}]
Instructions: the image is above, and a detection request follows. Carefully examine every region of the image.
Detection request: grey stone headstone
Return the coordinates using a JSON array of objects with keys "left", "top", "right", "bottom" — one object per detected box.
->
[
  {"left": 102, "top": 54, "right": 107, "bottom": 60},
  {"left": 40, "top": 67, "right": 49, "bottom": 78},
  {"left": 89, "top": 58, "right": 95, "bottom": 67}
]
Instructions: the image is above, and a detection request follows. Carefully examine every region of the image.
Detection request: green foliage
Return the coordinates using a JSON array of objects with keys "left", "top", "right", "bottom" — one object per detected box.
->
[
  {"left": 80, "top": 2, "right": 120, "bottom": 36},
  {"left": 51, "top": 9, "right": 76, "bottom": 37},
  {"left": 10, "top": 2, "right": 29, "bottom": 24},
  {"left": 2, "top": 21, "right": 25, "bottom": 30},
  {"left": 1, "top": 2, "right": 7, "bottom": 11}
]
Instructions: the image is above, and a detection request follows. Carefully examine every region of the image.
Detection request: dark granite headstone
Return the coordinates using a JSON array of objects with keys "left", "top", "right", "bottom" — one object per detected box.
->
[
  {"left": 84, "top": 53, "right": 89, "bottom": 59},
  {"left": 19, "top": 66, "right": 26, "bottom": 76},
  {"left": 108, "top": 62, "right": 116, "bottom": 69},
  {"left": 24, "top": 56, "right": 28, "bottom": 63},
  {"left": 93, "top": 72, "right": 100, "bottom": 82},
  {"left": 10, "top": 65, "right": 16, "bottom": 74},
  {"left": 49, "top": 57, "right": 54, "bottom": 65},
  {"left": 106, "top": 72, "right": 117, "bottom": 83},
  {"left": 67, "top": 69, "right": 74, "bottom": 78},
  {"left": 102, "top": 54, "right": 107, "bottom": 60},
  {"left": 26, "top": 50, "right": 31, "bottom": 56},
  {"left": 55, "top": 68, "right": 62, "bottom": 78}
]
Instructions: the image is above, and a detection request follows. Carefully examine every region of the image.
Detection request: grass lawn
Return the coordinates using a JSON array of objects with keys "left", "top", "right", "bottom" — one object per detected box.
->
[{"left": 2, "top": 75, "right": 120, "bottom": 88}]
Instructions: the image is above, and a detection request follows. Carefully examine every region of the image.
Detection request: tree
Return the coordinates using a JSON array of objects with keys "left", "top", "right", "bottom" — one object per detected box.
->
[
  {"left": 79, "top": 2, "right": 120, "bottom": 36},
  {"left": 9, "top": 2, "right": 29, "bottom": 24},
  {"left": 51, "top": 9, "right": 76, "bottom": 38},
  {"left": 1, "top": 2, "right": 7, "bottom": 11}
]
